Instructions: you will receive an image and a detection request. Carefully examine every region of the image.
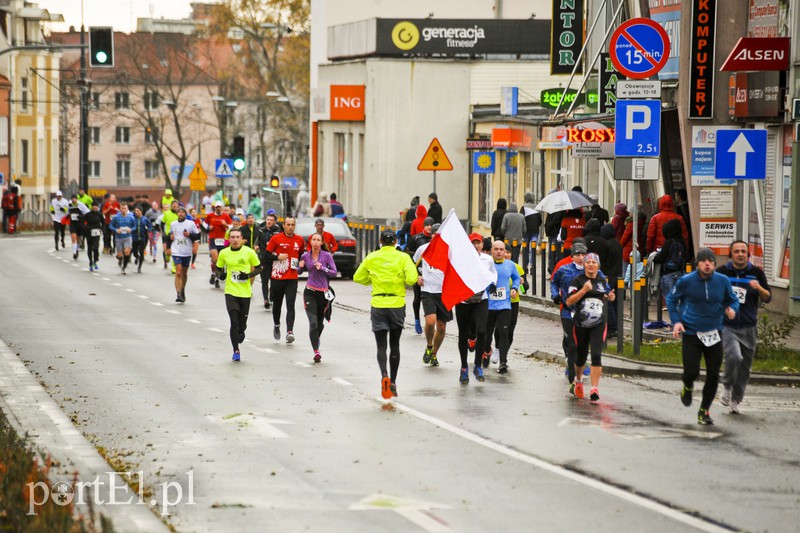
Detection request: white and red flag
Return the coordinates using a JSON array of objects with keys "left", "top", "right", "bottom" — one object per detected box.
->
[{"left": 421, "top": 209, "right": 496, "bottom": 310}]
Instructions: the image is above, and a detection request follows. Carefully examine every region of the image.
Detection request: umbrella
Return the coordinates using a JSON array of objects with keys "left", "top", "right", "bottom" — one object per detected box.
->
[{"left": 533, "top": 190, "right": 595, "bottom": 214}]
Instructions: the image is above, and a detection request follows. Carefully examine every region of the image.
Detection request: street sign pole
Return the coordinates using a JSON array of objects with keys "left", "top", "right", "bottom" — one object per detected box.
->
[
  {"left": 631, "top": 183, "right": 641, "bottom": 355},
  {"left": 433, "top": 170, "right": 436, "bottom": 195}
]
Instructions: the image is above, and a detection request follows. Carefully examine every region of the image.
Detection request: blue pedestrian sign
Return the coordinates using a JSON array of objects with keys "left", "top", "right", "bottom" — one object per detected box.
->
[
  {"left": 614, "top": 100, "right": 661, "bottom": 157},
  {"left": 715, "top": 130, "right": 767, "bottom": 180},
  {"left": 215, "top": 158, "right": 234, "bottom": 178}
]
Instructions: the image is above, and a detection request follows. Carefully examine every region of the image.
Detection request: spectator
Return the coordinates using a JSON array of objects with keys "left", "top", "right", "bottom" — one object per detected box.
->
[
  {"left": 544, "top": 209, "right": 564, "bottom": 274},
  {"left": 583, "top": 219, "right": 609, "bottom": 271},
  {"left": 620, "top": 210, "right": 647, "bottom": 264},
  {"left": 521, "top": 192, "right": 542, "bottom": 278},
  {"left": 247, "top": 193, "right": 263, "bottom": 221},
  {"left": 611, "top": 202, "right": 629, "bottom": 240},
  {"left": 646, "top": 194, "right": 688, "bottom": 254},
  {"left": 490, "top": 198, "right": 508, "bottom": 241},
  {"left": 652, "top": 218, "right": 687, "bottom": 298},
  {"left": 312, "top": 192, "right": 332, "bottom": 217},
  {"left": 427, "top": 192, "right": 443, "bottom": 223},
  {"left": 560, "top": 208, "right": 586, "bottom": 255},
  {"left": 409, "top": 205, "right": 429, "bottom": 236},
  {"left": 329, "top": 193, "right": 346, "bottom": 219},
  {"left": 584, "top": 195, "right": 609, "bottom": 224},
  {"left": 294, "top": 183, "right": 310, "bottom": 218},
  {"left": 601, "top": 223, "right": 623, "bottom": 337},
  {"left": 675, "top": 189, "right": 694, "bottom": 259},
  {"left": 500, "top": 202, "right": 525, "bottom": 263},
  {"left": 404, "top": 196, "right": 420, "bottom": 224}
]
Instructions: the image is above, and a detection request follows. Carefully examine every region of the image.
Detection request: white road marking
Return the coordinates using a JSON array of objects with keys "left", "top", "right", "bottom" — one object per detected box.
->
[
  {"left": 351, "top": 494, "right": 451, "bottom": 532},
  {"left": 390, "top": 401, "right": 728, "bottom": 533},
  {"left": 253, "top": 346, "right": 278, "bottom": 354},
  {"left": 138, "top": 294, "right": 149, "bottom": 299},
  {"left": 150, "top": 302, "right": 164, "bottom": 307},
  {"left": 331, "top": 377, "right": 353, "bottom": 386},
  {"left": 102, "top": 277, "right": 111, "bottom": 281},
  {"left": 294, "top": 361, "right": 311, "bottom": 368},
  {"left": 186, "top": 319, "right": 201, "bottom": 324},
  {"left": 216, "top": 414, "right": 294, "bottom": 439},
  {"left": 125, "top": 288, "right": 136, "bottom": 293},
  {"left": 165, "top": 310, "right": 181, "bottom": 315},
  {"left": 208, "top": 327, "right": 223, "bottom": 333},
  {"left": 111, "top": 283, "right": 122, "bottom": 287}
]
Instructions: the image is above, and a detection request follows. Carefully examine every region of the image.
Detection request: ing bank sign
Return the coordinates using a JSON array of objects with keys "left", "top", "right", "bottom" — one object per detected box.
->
[{"left": 330, "top": 85, "right": 365, "bottom": 121}]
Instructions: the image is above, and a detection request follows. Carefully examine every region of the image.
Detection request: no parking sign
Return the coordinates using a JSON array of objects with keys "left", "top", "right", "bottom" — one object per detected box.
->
[{"left": 609, "top": 18, "right": 670, "bottom": 79}]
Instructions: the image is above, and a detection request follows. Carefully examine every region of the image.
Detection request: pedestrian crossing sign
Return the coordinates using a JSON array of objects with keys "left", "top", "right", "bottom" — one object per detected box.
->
[
  {"left": 418, "top": 138, "right": 453, "bottom": 171},
  {"left": 215, "top": 158, "right": 235, "bottom": 178}
]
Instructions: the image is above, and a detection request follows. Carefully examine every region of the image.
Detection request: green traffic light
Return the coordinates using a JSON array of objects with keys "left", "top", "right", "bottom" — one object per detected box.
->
[
  {"left": 233, "top": 158, "right": 246, "bottom": 171},
  {"left": 95, "top": 51, "right": 108, "bottom": 64}
]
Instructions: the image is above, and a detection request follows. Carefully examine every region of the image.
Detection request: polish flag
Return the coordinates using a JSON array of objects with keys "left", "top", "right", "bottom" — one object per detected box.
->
[{"left": 421, "top": 209, "right": 496, "bottom": 310}]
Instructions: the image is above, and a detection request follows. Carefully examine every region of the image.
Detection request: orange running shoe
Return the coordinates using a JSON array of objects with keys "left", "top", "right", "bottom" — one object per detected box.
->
[
  {"left": 574, "top": 381, "right": 585, "bottom": 399},
  {"left": 381, "top": 376, "right": 392, "bottom": 399}
]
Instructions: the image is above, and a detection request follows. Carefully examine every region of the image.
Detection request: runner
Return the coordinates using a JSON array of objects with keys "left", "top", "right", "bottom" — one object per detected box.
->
[
  {"left": 241, "top": 214, "right": 258, "bottom": 249},
  {"left": 412, "top": 224, "right": 449, "bottom": 370},
  {"left": 716, "top": 241, "right": 771, "bottom": 413},
  {"left": 145, "top": 201, "right": 161, "bottom": 262},
  {"left": 307, "top": 218, "right": 339, "bottom": 253},
  {"left": 205, "top": 200, "right": 233, "bottom": 288},
  {"left": 502, "top": 243, "right": 528, "bottom": 349},
  {"left": 565, "top": 252, "right": 615, "bottom": 401},
  {"left": 49, "top": 191, "right": 69, "bottom": 250},
  {"left": 255, "top": 211, "right": 283, "bottom": 309},
  {"left": 265, "top": 216, "right": 305, "bottom": 343},
  {"left": 108, "top": 203, "right": 137, "bottom": 274},
  {"left": 666, "top": 248, "right": 739, "bottom": 425},
  {"left": 131, "top": 206, "right": 153, "bottom": 273},
  {"left": 299, "top": 233, "right": 338, "bottom": 362},
  {"left": 215, "top": 227, "right": 262, "bottom": 362},
  {"left": 354, "top": 230, "right": 418, "bottom": 399},
  {"left": 189, "top": 208, "right": 202, "bottom": 269},
  {"left": 406, "top": 217, "right": 433, "bottom": 334},
  {"left": 551, "top": 239, "right": 588, "bottom": 388},
  {"left": 67, "top": 195, "right": 89, "bottom": 260},
  {"left": 454, "top": 233, "right": 496, "bottom": 383},
  {"left": 483, "top": 240, "right": 520, "bottom": 374},
  {"left": 82, "top": 203, "right": 105, "bottom": 271},
  {"left": 161, "top": 200, "right": 180, "bottom": 269},
  {"left": 170, "top": 207, "right": 200, "bottom": 303}
]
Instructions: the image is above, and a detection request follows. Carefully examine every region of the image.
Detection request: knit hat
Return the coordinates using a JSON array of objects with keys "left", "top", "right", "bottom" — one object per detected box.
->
[
  {"left": 696, "top": 248, "right": 716, "bottom": 263},
  {"left": 423, "top": 217, "right": 434, "bottom": 226},
  {"left": 614, "top": 202, "right": 627, "bottom": 212},
  {"left": 571, "top": 242, "right": 588, "bottom": 255}
]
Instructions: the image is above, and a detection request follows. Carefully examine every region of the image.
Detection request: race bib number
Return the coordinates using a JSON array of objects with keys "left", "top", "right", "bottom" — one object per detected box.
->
[
  {"left": 489, "top": 286, "right": 507, "bottom": 301},
  {"left": 697, "top": 329, "right": 721, "bottom": 347},
  {"left": 90, "top": 229, "right": 102, "bottom": 237},
  {"left": 215, "top": 238, "right": 225, "bottom": 246},
  {"left": 175, "top": 238, "right": 188, "bottom": 247},
  {"left": 71, "top": 214, "right": 79, "bottom": 221},
  {"left": 324, "top": 290, "right": 335, "bottom": 301},
  {"left": 230, "top": 271, "right": 246, "bottom": 284},
  {"left": 582, "top": 298, "right": 604, "bottom": 321},
  {"left": 290, "top": 257, "right": 299, "bottom": 270},
  {"left": 732, "top": 286, "right": 747, "bottom": 304}
]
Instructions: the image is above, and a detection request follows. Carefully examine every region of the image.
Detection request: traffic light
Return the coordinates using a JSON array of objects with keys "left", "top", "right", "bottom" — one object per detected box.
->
[
  {"left": 89, "top": 27, "right": 114, "bottom": 67},
  {"left": 232, "top": 135, "right": 246, "bottom": 171},
  {"left": 269, "top": 175, "right": 280, "bottom": 188}
]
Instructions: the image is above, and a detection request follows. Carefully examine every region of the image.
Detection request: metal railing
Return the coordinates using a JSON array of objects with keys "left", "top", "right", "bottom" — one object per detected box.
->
[{"left": 12, "top": 210, "right": 52, "bottom": 232}]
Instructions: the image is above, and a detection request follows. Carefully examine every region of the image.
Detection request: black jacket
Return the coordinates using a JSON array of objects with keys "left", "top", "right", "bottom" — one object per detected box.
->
[
  {"left": 255, "top": 222, "right": 283, "bottom": 260},
  {"left": 583, "top": 219, "right": 610, "bottom": 271},
  {"left": 427, "top": 201, "right": 443, "bottom": 224},
  {"left": 600, "top": 223, "right": 623, "bottom": 280}
]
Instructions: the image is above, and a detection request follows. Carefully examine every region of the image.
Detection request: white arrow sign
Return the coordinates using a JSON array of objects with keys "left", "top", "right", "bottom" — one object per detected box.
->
[
  {"left": 351, "top": 494, "right": 451, "bottom": 532},
  {"left": 728, "top": 132, "right": 755, "bottom": 177}
]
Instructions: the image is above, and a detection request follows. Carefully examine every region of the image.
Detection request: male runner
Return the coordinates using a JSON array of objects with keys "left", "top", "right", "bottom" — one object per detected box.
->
[
  {"left": 265, "top": 216, "right": 305, "bottom": 342},
  {"left": 170, "top": 208, "right": 200, "bottom": 302},
  {"left": 205, "top": 200, "right": 233, "bottom": 288}
]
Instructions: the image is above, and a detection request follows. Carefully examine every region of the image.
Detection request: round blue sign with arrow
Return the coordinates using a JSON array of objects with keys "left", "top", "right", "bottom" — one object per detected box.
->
[{"left": 610, "top": 18, "right": 671, "bottom": 79}]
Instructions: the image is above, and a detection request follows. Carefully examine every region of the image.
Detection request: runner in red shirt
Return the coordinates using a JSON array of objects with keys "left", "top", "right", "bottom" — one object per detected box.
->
[
  {"left": 307, "top": 218, "right": 338, "bottom": 253},
  {"left": 266, "top": 217, "right": 305, "bottom": 343},
  {"left": 205, "top": 200, "right": 233, "bottom": 288}
]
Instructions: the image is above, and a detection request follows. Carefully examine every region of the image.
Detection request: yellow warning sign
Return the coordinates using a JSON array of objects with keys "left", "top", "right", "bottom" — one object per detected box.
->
[
  {"left": 417, "top": 138, "right": 453, "bottom": 171},
  {"left": 188, "top": 162, "right": 208, "bottom": 191}
]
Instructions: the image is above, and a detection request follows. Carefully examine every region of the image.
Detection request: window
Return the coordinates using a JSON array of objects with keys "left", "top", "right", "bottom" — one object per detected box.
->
[
  {"left": 115, "top": 126, "right": 130, "bottom": 144},
  {"left": 114, "top": 92, "right": 129, "bottom": 109},
  {"left": 145, "top": 160, "right": 160, "bottom": 179},
  {"left": 90, "top": 127, "right": 100, "bottom": 144},
  {"left": 143, "top": 91, "right": 159, "bottom": 110},
  {"left": 88, "top": 91, "right": 99, "bottom": 109},
  {"left": 20, "top": 77, "right": 29, "bottom": 111},
  {"left": 88, "top": 161, "right": 101, "bottom": 178},
  {"left": 21, "top": 139, "right": 29, "bottom": 174},
  {"left": 0, "top": 117, "right": 7, "bottom": 155},
  {"left": 145, "top": 127, "right": 158, "bottom": 145},
  {"left": 116, "top": 160, "right": 131, "bottom": 185}
]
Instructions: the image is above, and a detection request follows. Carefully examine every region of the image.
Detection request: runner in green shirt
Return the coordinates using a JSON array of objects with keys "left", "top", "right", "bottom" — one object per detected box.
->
[{"left": 215, "top": 228, "right": 262, "bottom": 362}]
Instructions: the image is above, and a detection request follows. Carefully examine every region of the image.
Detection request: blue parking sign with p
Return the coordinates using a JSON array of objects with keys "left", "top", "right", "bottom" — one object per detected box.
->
[{"left": 614, "top": 100, "right": 661, "bottom": 157}]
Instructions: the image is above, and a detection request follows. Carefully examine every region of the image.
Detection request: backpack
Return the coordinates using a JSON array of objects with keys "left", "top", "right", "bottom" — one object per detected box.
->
[{"left": 665, "top": 241, "right": 685, "bottom": 272}]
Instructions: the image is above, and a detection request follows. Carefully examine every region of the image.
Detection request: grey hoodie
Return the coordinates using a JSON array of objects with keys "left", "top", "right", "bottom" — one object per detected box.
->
[{"left": 501, "top": 202, "right": 526, "bottom": 243}]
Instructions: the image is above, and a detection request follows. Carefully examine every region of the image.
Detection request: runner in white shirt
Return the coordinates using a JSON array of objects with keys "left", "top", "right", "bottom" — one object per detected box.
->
[
  {"left": 50, "top": 191, "right": 69, "bottom": 250},
  {"left": 169, "top": 207, "right": 200, "bottom": 303},
  {"left": 412, "top": 224, "right": 450, "bottom": 369}
]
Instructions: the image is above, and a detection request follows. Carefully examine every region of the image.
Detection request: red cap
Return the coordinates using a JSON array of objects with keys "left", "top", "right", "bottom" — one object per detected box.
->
[{"left": 468, "top": 232, "right": 484, "bottom": 242}]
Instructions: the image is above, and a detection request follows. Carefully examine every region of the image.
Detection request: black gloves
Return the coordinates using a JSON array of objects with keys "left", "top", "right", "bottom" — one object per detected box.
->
[
  {"left": 234, "top": 272, "right": 249, "bottom": 281},
  {"left": 217, "top": 270, "right": 227, "bottom": 281}
]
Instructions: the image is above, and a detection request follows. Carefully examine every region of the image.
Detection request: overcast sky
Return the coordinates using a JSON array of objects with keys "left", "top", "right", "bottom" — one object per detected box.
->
[{"left": 36, "top": 0, "right": 196, "bottom": 34}]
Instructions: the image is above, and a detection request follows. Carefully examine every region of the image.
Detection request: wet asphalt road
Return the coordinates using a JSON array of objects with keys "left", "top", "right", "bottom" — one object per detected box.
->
[{"left": 1, "top": 235, "right": 799, "bottom": 532}]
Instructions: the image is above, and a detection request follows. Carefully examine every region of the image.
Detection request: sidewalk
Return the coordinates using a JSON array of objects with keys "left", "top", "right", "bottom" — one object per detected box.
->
[{"left": 516, "top": 293, "right": 800, "bottom": 386}]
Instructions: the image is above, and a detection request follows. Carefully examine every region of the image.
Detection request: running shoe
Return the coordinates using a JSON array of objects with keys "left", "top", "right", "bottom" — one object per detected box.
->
[
  {"left": 175, "top": 293, "right": 182, "bottom": 303},
  {"left": 286, "top": 330, "right": 295, "bottom": 344},
  {"left": 414, "top": 319, "right": 422, "bottom": 335},
  {"left": 423, "top": 347, "right": 433, "bottom": 364},
  {"left": 720, "top": 386, "right": 731, "bottom": 406},
  {"left": 238, "top": 331, "right": 246, "bottom": 344},
  {"left": 191, "top": 263, "right": 196, "bottom": 269},
  {"left": 473, "top": 366, "right": 485, "bottom": 382},
  {"left": 430, "top": 354, "right": 439, "bottom": 367},
  {"left": 730, "top": 400, "right": 740, "bottom": 414},
  {"left": 491, "top": 349, "right": 499, "bottom": 365},
  {"left": 232, "top": 351, "right": 240, "bottom": 362},
  {"left": 590, "top": 388, "right": 600, "bottom": 402},
  {"left": 459, "top": 367, "right": 469, "bottom": 384},
  {"left": 583, "top": 366, "right": 590, "bottom": 376},
  {"left": 381, "top": 376, "right": 392, "bottom": 399},
  {"left": 680, "top": 386, "right": 693, "bottom": 407},
  {"left": 273, "top": 325, "right": 280, "bottom": 340},
  {"left": 390, "top": 383, "right": 397, "bottom": 397},
  {"left": 569, "top": 382, "right": 575, "bottom": 396},
  {"left": 209, "top": 274, "right": 216, "bottom": 285},
  {"left": 313, "top": 351, "right": 321, "bottom": 363},
  {"left": 152, "top": 257, "right": 157, "bottom": 263},
  {"left": 697, "top": 409, "right": 714, "bottom": 425},
  {"left": 214, "top": 279, "right": 220, "bottom": 289},
  {"left": 482, "top": 352, "right": 491, "bottom": 368},
  {"left": 467, "top": 338, "right": 476, "bottom": 352},
  {"left": 574, "top": 381, "right": 585, "bottom": 399},
  {"left": 498, "top": 363, "right": 508, "bottom": 374},
  {"left": 264, "top": 299, "right": 270, "bottom": 310},
  {"left": 179, "top": 291, "right": 186, "bottom": 303},
  {"left": 74, "top": 252, "right": 79, "bottom": 260}
]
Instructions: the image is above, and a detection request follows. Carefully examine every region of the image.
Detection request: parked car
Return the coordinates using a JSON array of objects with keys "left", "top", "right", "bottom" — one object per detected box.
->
[{"left": 294, "top": 217, "right": 358, "bottom": 278}]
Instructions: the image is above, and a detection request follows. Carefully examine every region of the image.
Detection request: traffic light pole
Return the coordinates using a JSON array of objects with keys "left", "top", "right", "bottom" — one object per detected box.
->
[{"left": 79, "top": 25, "right": 89, "bottom": 192}]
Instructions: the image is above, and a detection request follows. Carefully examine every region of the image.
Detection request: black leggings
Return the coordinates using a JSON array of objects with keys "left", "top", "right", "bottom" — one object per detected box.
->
[
  {"left": 682, "top": 332, "right": 723, "bottom": 410},
  {"left": 132, "top": 240, "right": 147, "bottom": 265},
  {"left": 496, "top": 301, "right": 520, "bottom": 348},
  {"left": 303, "top": 288, "right": 328, "bottom": 350},
  {"left": 270, "top": 279, "right": 298, "bottom": 329},
  {"left": 573, "top": 324, "right": 606, "bottom": 368},
  {"left": 412, "top": 284, "right": 422, "bottom": 321},
  {"left": 561, "top": 317, "right": 577, "bottom": 383},
  {"left": 456, "top": 300, "right": 488, "bottom": 368},
  {"left": 88, "top": 235, "right": 101, "bottom": 264},
  {"left": 225, "top": 294, "right": 251, "bottom": 352},
  {"left": 485, "top": 309, "right": 512, "bottom": 364},
  {"left": 259, "top": 261, "right": 272, "bottom": 301},
  {"left": 54, "top": 222, "right": 65, "bottom": 246},
  {"left": 375, "top": 328, "right": 402, "bottom": 382}
]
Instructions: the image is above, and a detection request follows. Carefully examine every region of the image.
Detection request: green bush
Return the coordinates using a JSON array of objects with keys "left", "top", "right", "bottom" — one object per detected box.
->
[{"left": 756, "top": 314, "right": 800, "bottom": 357}]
